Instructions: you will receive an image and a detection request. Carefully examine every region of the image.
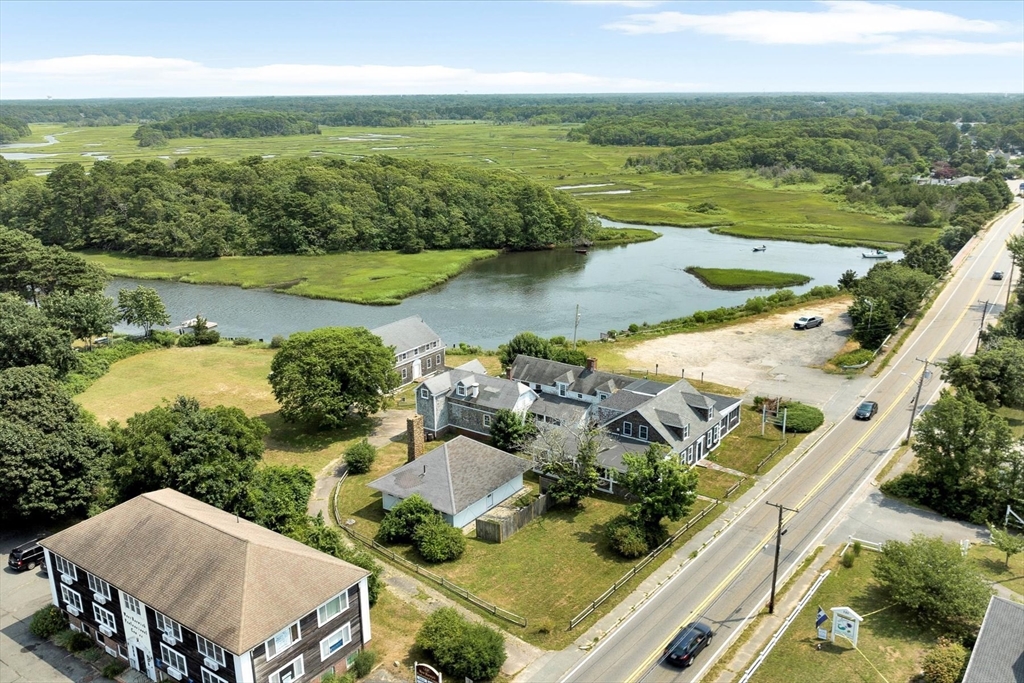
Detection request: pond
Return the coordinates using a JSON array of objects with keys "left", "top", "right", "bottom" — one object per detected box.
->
[{"left": 107, "top": 220, "right": 898, "bottom": 349}]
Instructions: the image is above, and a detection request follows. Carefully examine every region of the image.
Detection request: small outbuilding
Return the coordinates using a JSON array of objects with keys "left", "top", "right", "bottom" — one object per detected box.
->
[{"left": 367, "top": 435, "right": 532, "bottom": 528}]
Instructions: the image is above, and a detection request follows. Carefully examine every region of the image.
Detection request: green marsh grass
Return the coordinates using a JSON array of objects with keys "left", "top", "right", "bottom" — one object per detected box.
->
[{"left": 685, "top": 267, "right": 811, "bottom": 290}]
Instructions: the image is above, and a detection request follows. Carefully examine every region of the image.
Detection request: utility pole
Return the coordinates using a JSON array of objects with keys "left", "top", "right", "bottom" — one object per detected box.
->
[
  {"left": 572, "top": 304, "right": 581, "bottom": 350},
  {"left": 1008, "top": 260, "right": 1016, "bottom": 309},
  {"left": 976, "top": 300, "right": 990, "bottom": 354},
  {"left": 765, "top": 501, "right": 799, "bottom": 614},
  {"left": 906, "top": 358, "right": 931, "bottom": 443}
]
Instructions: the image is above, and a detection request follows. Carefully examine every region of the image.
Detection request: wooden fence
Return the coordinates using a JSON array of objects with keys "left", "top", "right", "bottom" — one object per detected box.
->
[
  {"left": 341, "top": 526, "right": 528, "bottom": 628},
  {"left": 568, "top": 500, "right": 719, "bottom": 630},
  {"left": 755, "top": 440, "right": 789, "bottom": 473},
  {"left": 476, "top": 494, "right": 551, "bottom": 543}
]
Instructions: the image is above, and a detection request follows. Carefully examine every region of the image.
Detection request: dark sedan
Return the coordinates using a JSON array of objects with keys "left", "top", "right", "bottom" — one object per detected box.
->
[
  {"left": 855, "top": 401, "right": 878, "bottom": 420},
  {"left": 664, "top": 621, "right": 713, "bottom": 667}
]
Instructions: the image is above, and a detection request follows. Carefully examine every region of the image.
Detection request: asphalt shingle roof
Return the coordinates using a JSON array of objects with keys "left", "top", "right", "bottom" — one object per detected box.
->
[
  {"left": 368, "top": 436, "right": 532, "bottom": 515},
  {"left": 962, "top": 596, "right": 1024, "bottom": 683},
  {"left": 529, "top": 395, "right": 588, "bottom": 425},
  {"left": 510, "top": 355, "right": 634, "bottom": 397},
  {"left": 371, "top": 315, "right": 441, "bottom": 354},
  {"left": 40, "top": 489, "right": 368, "bottom": 655}
]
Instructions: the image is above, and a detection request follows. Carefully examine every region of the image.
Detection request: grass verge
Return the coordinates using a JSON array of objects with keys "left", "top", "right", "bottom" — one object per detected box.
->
[
  {"left": 684, "top": 267, "right": 812, "bottom": 291},
  {"left": 710, "top": 406, "right": 809, "bottom": 475},
  {"left": 968, "top": 544, "right": 1024, "bottom": 598}
]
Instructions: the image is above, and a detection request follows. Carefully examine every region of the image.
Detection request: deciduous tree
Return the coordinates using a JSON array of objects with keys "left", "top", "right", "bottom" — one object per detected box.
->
[
  {"left": 489, "top": 408, "right": 537, "bottom": 453},
  {"left": 619, "top": 443, "right": 698, "bottom": 533},
  {"left": 117, "top": 286, "right": 170, "bottom": 337},
  {"left": 532, "top": 424, "right": 602, "bottom": 508},
  {"left": 0, "top": 293, "right": 78, "bottom": 376},
  {"left": 42, "top": 291, "right": 119, "bottom": 347},
  {"left": 987, "top": 523, "right": 1024, "bottom": 568}
]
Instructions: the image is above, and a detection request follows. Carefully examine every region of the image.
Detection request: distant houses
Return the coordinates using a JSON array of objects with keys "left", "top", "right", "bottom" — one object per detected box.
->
[{"left": 370, "top": 315, "right": 444, "bottom": 387}]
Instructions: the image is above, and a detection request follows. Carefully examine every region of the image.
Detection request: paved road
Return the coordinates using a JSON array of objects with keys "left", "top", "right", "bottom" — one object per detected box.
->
[{"left": 554, "top": 196, "right": 1023, "bottom": 683}]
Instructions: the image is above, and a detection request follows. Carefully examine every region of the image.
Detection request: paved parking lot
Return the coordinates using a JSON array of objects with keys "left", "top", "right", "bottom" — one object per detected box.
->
[{"left": 1, "top": 530, "right": 96, "bottom": 683}]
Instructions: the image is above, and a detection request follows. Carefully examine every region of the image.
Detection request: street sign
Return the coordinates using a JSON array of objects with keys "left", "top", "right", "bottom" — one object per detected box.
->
[{"left": 830, "top": 606, "right": 863, "bottom": 648}]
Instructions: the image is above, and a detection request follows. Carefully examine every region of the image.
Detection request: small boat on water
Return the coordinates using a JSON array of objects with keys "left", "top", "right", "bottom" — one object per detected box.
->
[
  {"left": 575, "top": 248, "right": 589, "bottom": 254},
  {"left": 176, "top": 317, "right": 218, "bottom": 334},
  {"left": 752, "top": 245, "right": 767, "bottom": 252},
  {"left": 862, "top": 249, "right": 888, "bottom": 259}
]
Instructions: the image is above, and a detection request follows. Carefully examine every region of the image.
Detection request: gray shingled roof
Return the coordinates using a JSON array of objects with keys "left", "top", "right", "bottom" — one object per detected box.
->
[
  {"left": 962, "top": 596, "right": 1024, "bottom": 683},
  {"left": 368, "top": 436, "right": 532, "bottom": 515},
  {"left": 607, "top": 378, "right": 721, "bottom": 450},
  {"left": 511, "top": 355, "right": 634, "bottom": 397},
  {"left": 422, "top": 362, "right": 529, "bottom": 411},
  {"left": 624, "top": 379, "right": 671, "bottom": 396},
  {"left": 598, "top": 389, "right": 654, "bottom": 414},
  {"left": 529, "top": 395, "right": 588, "bottom": 425},
  {"left": 371, "top": 315, "right": 441, "bottom": 354},
  {"left": 40, "top": 490, "right": 368, "bottom": 655}
]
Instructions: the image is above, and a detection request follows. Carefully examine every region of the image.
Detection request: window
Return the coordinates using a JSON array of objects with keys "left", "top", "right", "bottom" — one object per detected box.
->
[
  {"left": 265, "top": 622, "right": 300, "bottom": 661},
  {"left": 558, "top": 383, "right": 567, "bottom": 397},
  {"left": 456, "top": 385, "right": 466, "bottom": 397},
  {"left": 400, "top": 353, "right": 407, "bottom": 361},
  {"left": 60, "top": 585, "right": 83, "bottom": 613},
  {"left": 201, "top": 669, "right": 228, "bottom": 683},
  {"left": 160, "top": 643, "right": 187, "bottom": 677},
  {"left": 622, "top": 422, "right": 633, "bottom": 437},
  {"left": 483, "top": 414, "right": 492, "bottom": 427},
  {"left": 53, "top": 555, "right": 77, "bottom": 580},
  {"left": 123, "top": 594, "right": 141, "bottom": 614},
  {"left": 435, "top": 354, "right": 441, "bottom": 365},
  {"left": 196, "top": 635, "right": 227, "bottom": 667},
  {"left": 638, "top": 425, "right": 648, "bottom": 441},
  {"left": 87, "top": 573, "right": 112, "bottom": 600},
  {"left": 426, "top": 357, "right": 432, "bottom": 369},
  {"left": 683, "top": 425, "right": 690, "bottom": 439},
  {"left": 93, "top": 604, "right": 117, "bottom": 634},
  {"left": 319, "top": 623, "right": 352, "bottom": 661},
  {"left": 534, "top": 383, "right": 541, "bottom": 390},
  {"left": 269, "top": 655, "right": 304, "bottom": 683},
  {"left": 155, "top": 612, "right": 182, "bottom": 642},
  {"left": 317, "top": 592, "right": 349, "bottom": 627},
  {"left": 420, "top": 388, "right": 429, "bottom": 399},
  {"left": 597, "top": 392, "right": 609, "bottom": 401},
  {"left": 577, "top": 393, "right": 584, "bottom": 399},
  {"left": 401, "top": 368, "right": 408, "bottom": 380}
]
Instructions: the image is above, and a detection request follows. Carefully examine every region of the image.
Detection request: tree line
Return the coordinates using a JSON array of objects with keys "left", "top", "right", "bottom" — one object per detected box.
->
[
  {"left": 0, "top": 155, "right": 595, "bottom": 257},
  {"left": 0, "top": 115, "right": 32, "bottom": 143},
  {"left": 134, "top": 112, "right": 321, "bottom": 147}
]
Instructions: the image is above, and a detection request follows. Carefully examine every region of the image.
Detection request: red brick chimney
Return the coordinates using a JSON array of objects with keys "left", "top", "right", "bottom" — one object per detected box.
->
[
  {"left": 407, "top": 414, "right": 425, "bottom": 462},
  {"left": 586, "top": 357, "right": 597, "bottom": 372}
]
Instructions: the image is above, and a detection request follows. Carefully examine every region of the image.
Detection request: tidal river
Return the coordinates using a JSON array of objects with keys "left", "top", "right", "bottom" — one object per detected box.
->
[{"left": 107, "top": 221, "right": 898, "bottom": 349}]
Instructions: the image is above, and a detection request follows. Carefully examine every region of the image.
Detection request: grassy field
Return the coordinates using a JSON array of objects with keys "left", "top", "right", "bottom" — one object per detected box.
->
[
  {"left": 969, "top": 543, "right": 1024, "bottom": 598},
  {"left": 996, "top": 406, "right": 1024, "bottom": 438},
  {"left": 13, "top": 122, "right": 929, "bottom": 250},
  {"left": 752, "top": 551, "right": 937, "bottom": 683},
  {"left": 709, "top": 406, "right": 810, "bottom": 475},
  {"left": 81, "top": 249, "right": 497, "bottom": 305},
  {"left": 685, "top": 267, "right": 811, "bottom": 291}
]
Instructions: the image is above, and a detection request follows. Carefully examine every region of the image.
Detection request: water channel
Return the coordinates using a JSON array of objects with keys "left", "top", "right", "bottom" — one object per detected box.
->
[{"left": 107, "top": 220, "right": 898, "bottom": 349}]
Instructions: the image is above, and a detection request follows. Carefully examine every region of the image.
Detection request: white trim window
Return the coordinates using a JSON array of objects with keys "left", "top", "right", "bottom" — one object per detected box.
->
[
  {"left": 123, "top": 594, "right": 142, "bottom": 615},
  {"left": 435, "top": 354, "right": 441, "bottom": 365},
  {"left": 622, "top": 422, "right": 633, "bottom": 437},
  {"left": 638, "top": 424, "right": 648, "bottom": 441},
  {"left": 269, "top": 654, "right": 304, "bottom": 683},
  {"left": 160, "top": 643, "right": 187, "bottom": 678},
  {"left": 319, "top": 623, "right": 352, "bottom": 661},
  {"left": 87, "top": 573, "right": 112, "bottom": 601},
  {"left": 155, "top": 611, "right": 182, "bottom": 642},
  {"left": 426, "top": 357, "right": 432, "bottom": 369},
  {"left": 483, "top": 414, "right": 492, "bottom": 427},
  {"left": 201, "top": 669, "right": 228, "bottom": 683},
  {"left": 60, "top": 585, "right": 83, "bottom": 613},
  {"left": 683, "top": 424, "right": 690, "bottom": 439},
  {"left": 557, "top": 383, "right": 567, "bottom": 397},
  {"left": 93, "top": 603, "right": 117, "bottom": 634},
  {"left": 420, "top": 387, "right": 429, "bottom": 399},
  {"left": 53, "top": 555, "right": 77, "bottom": 580},
  {"left": 456, "top": 385, "right": 466, "bottom": 397},
  {"left": 401, "top": 367, "right": 408, "bottom": 380},
  {"left": 265, "top": 622, "right": 301, "bottom": 661},
  {"left": 317, "top": 592, "right": 349, "bottom": 627},
  {"left": 196, "top": 635, "right": 227, "bottom": 667}
]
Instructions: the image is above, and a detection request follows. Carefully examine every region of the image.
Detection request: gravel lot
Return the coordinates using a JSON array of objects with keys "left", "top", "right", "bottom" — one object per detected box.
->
[{"left": 625, "top": 299, "right": 857, "bottom": 407}]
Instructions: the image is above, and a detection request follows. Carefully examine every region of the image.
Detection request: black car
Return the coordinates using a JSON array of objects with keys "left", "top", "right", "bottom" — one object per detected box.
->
[
  {"left": 855, "top": 401, "right": 878, "bottom": 420},
  {"left": 992, "top": 271, "right": 1004, "bottom": 281},
  {"left": 664, "top": 621, "right": 713, "bottom": 667},
  {"left": 8, "top": 539, "right": 45, "bottom": 572},
  {"left": 794, "top": 316, "right": 824, "bottom": 330}
]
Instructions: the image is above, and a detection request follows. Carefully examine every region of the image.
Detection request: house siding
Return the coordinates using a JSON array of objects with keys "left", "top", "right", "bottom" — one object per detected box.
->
[
  {"left": 447, "top": 402, "right": 498, "bottom": 437},
  {"left": 604, "top": 413, "right": 668, "bottom": 446},
  {"left": 451, "top": 474, "right": 525, "bottom": 528},
  {"left": 394, "top": 345, "right": 445, "bottom": 387}
]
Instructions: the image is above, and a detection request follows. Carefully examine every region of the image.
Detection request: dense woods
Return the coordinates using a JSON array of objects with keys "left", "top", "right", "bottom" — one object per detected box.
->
[
  {"left": 0, "top": 155, "right": 595, "bottom": 257},
  {"left": 134, "top": 111, "right": 321, "bottom": 146},
  {"left": 0, "top": 116, "right": 32, "bottom": 143}
]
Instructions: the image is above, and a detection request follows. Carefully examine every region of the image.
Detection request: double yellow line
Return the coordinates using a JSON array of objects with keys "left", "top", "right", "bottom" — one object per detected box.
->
[{"left": 624, "top": 209, "right": 1021, "bottom": 683}]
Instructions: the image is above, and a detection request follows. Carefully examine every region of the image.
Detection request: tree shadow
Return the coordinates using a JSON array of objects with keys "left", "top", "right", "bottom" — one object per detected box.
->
[
  {"left": 848, "top": 583, "right": 938, "bottom": 644},
  {"left": 977, "top": 556, "right": 1021, "bottom": 584},
  {"left": 260, "top": 411, "right": 374, "bottom": 452}
]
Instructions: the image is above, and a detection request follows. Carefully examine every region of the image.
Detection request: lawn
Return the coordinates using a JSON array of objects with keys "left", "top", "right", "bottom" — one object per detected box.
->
[
  {"left": 685, "top": 267, "right": 812, "bottom": 291},
  {"left": 695, "top": 466, "right": 747, "bottom": 500},
  {"left": 969, "top": 543, "right": 1024, "bottom": 598},
  {"left": 16, "top": 122, "right": 925, "bottom": 250},
  {"left": 996, "top": 406, "right": 1024, "bottom": 438},
  {"left": 81, "top": 248, "right": 497, "bottom": 305},
  {"left": 752, "top": 551, "right": 937, "bottom": 683},
  {"left": 364, "top": 588, "right": 429, "bottom": 679},
  {"left": 710, "top": 406, "right": 810, "bottom": 475}
]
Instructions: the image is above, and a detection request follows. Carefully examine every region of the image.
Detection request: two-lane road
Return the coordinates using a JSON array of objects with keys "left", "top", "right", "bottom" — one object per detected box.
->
[{"left": 557, "top": 197, "right": 1022, "bottom": 683}]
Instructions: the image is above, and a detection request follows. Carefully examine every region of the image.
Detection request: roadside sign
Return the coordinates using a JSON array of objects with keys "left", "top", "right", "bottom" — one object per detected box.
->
[
  {"left": 415, "top": 662, "right": 442, "bottom": 683},
  {"left": 830, "top": 606, "right": 863, "bottom": 648}
]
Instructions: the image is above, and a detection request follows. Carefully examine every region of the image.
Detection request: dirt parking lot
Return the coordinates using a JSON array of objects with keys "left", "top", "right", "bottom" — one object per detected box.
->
[{"left": 625, "top": 299, "right": 855, "bottom": 405}]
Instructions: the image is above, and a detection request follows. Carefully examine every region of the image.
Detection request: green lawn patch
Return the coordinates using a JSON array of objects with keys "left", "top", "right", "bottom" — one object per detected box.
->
[
  {"left": 752, "top": 551, "right": 935, "bottom": 683},
  {"left": 82, "top": 249, "right": 498, "bottom": 305},
  {"left": 591, "top": 227, "right": 661, "bottom": 245},
  {"left": 710, "top": 406, "right": 809, "bottom": 475},
  {"left": 695, "top": 467, "right": 746, "bottom": 500},
  {"left": 968, "top": 544, "right": 1024, "bottom": 598},
  {"left": 996, "top": 407, "right": 1024, "bottom": 439},
  {"left": 685, "top": 267, "right": 812, "bottom": 291}
]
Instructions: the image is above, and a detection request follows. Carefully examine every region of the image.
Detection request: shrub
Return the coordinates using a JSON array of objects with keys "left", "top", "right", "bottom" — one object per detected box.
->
[
  {"left": 64, "top": 630, "right": 93, "bottom": 652},
  {"left": 880, "top": 472, "right": 932, "bottom": 504},
  {"left": 549, "top": 335, "right": 566, "bottom": 345},
  {"left": 833, "top": 348, "right": 874, "bottom": 367},
  {"left": 628, "top": 323, "right": 640, "bottom": 333},
  {"left": 853, "top": 540, "right": 863, "bottom": 556},
  {"left": 778, "top": 402, "right": 824, "bottom": 433},
  {"left": 232, "top": 337, "right": 254, "bottom": 346},
  {"left": 103, "top": 661, "right": 128, "bottom": 679},
  {"left": 29, "top": 605, "right": 67, "bottom": 639},
  {"left": 842, "top": 550, "right": 856, "bottom": 568},
  {"left": 270, "top": 334, "right": 286, "bottom": 349},
  {"left": 177, "top": 333, "right": 198, "bottom": 347},
  {"left": 376, "top": 494, "right": 438, "bottom": 544},
  {"left": 150, "top": 330, "right": 178, "bottom": 347},
  {"left": 606, "top": 516, "right": 649, "bottom": 558},
  {"left": 344, "top": 439, "right": 377, "bottom": 475},
  {"left": 922, "top": 638, "right": 969, "bottom": 683},
  {"left": 195, "top": 329, "right": 220, "bottom": 345},
  {"left": 352, "top": 649, "right": 378, "bottom": 678},
  {"left": 414, "top": 516, "right": 466, "bottom": 563},
  {"left": 416, "top": 608, "right": 507, "bottom": 681}
]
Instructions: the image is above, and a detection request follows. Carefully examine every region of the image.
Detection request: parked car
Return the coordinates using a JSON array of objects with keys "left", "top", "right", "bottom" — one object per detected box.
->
[
  {"left": 855, "top": 401, "right": 878, "bottom": 420},
  {"left": 992, "top": 271, "right": 1004, "bottom": 280},
  {"left": 8, "top": 539, "right": 45, "bottom": 572},
  {"left": 664, "top": 622, "right": 713, "bottom": 667},
  {"left": 794, "top": 316, "right": 824, "bottom": 330}
]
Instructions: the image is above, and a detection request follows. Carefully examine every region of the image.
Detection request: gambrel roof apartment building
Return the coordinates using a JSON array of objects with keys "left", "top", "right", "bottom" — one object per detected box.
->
[{"left": 40, "top": 489, "right": 371, "bottom": 683}]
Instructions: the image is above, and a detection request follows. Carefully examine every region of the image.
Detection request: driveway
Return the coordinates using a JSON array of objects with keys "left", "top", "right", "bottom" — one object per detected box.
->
[{"left": 0, "top": 530, "right": 97, "bottom": 683}]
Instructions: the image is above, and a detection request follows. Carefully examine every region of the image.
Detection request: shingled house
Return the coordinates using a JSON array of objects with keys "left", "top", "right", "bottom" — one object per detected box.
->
[
  {"left": 416, "top": 360, "right": 538, "bottom": 439},
  {"left": 40, "top": 489, "right": 372, "bottom": 683},
  {"left": 368, "top": 435, "right": 532, "bottom": 528},
  {"left": 371, "top": 316, "right": 444, "bottom": 387}
]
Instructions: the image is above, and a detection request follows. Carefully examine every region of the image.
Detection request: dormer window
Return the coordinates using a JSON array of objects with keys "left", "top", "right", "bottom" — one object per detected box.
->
[
  {"left": 622, "top": 422, "right": 633, "bottom": 437},
  {"left": 456, "top": 385, "right": 466, "bottom": 397},
  {"left": 638, "top": 425, "right": 648, "bottom": 441},
  {"left": 683, "top": 424, "right": 690, "bottom": 439},
  {"left": 597, "top": 392, "right": 609, "bottom": 401},
  {"left": 557, "top": 383, "right": 567, "bottom": 397}
]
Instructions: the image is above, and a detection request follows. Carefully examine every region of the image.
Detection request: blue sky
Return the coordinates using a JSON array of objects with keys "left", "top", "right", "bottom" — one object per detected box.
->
[{"left": 1, "top": 1, "right": 1022, "bottom": 99}]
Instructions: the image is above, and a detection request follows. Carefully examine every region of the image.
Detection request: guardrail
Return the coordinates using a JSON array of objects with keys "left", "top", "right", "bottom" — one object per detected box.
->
[
  {"left": 568, "top": 500, "right": 719, "bottom": 630},
  {"left": 340, "top": 525, "right": 528, "bottom": 628}
]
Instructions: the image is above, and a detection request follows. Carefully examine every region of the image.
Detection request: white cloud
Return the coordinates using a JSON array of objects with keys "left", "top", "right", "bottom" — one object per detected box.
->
[
  {"left": 0, "top": 55, "right": 701, "bottom": 99},
  {"left": 566, "top": 1, "right": 664, "bottom": 7},
  {"left": 605, "top": 0, "right": 1005, "bottom": 46},
  {"left": 865, "top": 38, "right": 1023, "bottom": 57}
]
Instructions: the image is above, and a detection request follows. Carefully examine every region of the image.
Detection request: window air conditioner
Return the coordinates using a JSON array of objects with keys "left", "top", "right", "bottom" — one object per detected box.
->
[
  {"left": 99, "top": 625, "right": 113, "bottom": 637},
  {"left": 203, "top": 657, "right": 220, "bottom": 671},
  {"left": 93, "top": 593, "right": 107, "bottom": 605},
  {"left": 161, "top": 632, "right": 179, "bottom": 646},
  {"left": 60, "top": 573, "right": 73, "bottom": 585},
  {"left": 105, "top": 646, "right": 118, "bottom": 658},
  {"left": 167, "top": 667, "right": 184, "bottom": 681},
  {"left": 66, "top": 605, "right": 80, "bottom": 617}
]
